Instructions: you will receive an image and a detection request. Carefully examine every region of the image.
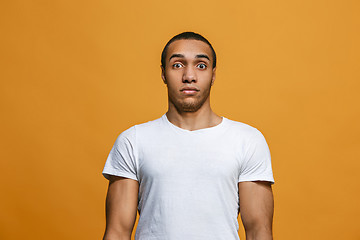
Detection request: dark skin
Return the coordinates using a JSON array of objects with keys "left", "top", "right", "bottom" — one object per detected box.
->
[
  {"left": 238, "top": 181, "right": 274, "bottom": 240},
  {"left": 103, "top": 176, "right": 139, "bottom": 240},
  {"left": 103, "top": 39, "right": 274, "bottom": 240}
]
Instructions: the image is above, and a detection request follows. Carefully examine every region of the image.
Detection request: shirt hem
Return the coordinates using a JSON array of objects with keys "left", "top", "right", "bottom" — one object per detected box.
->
[
  {"left": 102, "top": 168, "right": 138, "bottom": 181},
  {"left": 238, "top": 175, "right": 275, "bottom": 184}
]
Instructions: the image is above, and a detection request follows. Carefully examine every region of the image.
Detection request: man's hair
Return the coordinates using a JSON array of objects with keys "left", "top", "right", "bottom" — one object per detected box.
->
[{"left": 161, "top": 32, "right": 217, "bottom": 69}]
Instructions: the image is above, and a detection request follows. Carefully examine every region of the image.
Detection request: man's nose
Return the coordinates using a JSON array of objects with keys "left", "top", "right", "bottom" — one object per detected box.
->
[{"left": 182, "top": 66, "right": 197, "bottom": 83}]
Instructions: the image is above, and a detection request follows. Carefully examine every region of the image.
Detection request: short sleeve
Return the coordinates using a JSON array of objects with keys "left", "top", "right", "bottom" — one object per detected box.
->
[
  {"left": 102, "top": 126, "right": 138, "bottom": 181},
  {"left": 238, "top": 129, "right": 274, "bottom": 184}
]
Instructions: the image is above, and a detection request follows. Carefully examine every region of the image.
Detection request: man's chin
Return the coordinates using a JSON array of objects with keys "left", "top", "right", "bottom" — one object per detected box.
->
[
  {"left": 178, "top": 101, "right": 201, "bottom": 112},
  {"left": 170, "top": 96, "right": 208, "bottom": 113}
]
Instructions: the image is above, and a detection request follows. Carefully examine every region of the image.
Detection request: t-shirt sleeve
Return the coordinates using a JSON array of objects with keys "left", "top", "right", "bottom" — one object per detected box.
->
[
  {"left": 102, "top": 126, "right": 138, "bottom": 181},
  {"left": 238, "top": 129, "right": 274, "bottom": 184}
]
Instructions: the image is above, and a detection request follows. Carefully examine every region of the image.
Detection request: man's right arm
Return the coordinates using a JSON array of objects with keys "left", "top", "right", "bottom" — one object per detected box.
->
[{"left": 103, "top": 175, "right": 139, "bottom": 240}]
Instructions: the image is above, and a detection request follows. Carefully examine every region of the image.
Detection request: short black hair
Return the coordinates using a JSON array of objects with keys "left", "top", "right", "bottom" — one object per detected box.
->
[{"left": 161, "top": 32, "right": 217, "bottom": 69}]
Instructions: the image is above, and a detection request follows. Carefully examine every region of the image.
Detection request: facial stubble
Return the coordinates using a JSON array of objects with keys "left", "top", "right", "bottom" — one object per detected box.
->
[{"left": 167, "top": 81, "right": 212, "bottom": 113}]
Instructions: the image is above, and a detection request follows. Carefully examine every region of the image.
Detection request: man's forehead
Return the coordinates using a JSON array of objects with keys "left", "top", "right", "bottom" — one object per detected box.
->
[{"left": 166, "top": 39, "right": 212, "bottom": 59}]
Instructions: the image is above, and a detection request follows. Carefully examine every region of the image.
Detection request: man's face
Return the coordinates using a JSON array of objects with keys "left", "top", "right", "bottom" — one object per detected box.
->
[{"left": 161, "top": 39, "right": 216, "bottom": 112}]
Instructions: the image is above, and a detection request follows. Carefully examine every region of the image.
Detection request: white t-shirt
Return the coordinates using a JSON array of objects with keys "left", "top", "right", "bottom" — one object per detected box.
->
[{"left": 103, "top": 114, "right": 274, "bottom": 240}]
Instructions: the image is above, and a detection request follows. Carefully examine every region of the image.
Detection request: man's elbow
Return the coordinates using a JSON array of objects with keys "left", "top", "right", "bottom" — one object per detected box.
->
[
  {"left": 244, "top": 219, "right": 273, "bottom": 240},
  {"left": 103, "top": 230, "right": 132, "bottom": 240}
]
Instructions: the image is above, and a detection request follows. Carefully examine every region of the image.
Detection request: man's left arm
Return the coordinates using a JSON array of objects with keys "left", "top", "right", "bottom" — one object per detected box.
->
[{"left": 238, "top": 181, "right": 274, "bottom": 240}]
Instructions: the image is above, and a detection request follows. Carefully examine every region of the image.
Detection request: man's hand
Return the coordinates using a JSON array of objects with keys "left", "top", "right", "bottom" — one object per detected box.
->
[
  {"left": 103, "top": 176, "right": 139, "bottom": 240},
  {"left": 238, "top": 181, "right": 274, "bottom": 240}
]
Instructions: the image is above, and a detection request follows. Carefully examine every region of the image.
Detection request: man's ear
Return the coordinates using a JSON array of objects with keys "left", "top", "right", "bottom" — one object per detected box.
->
[
  {"left": 211, "top": 67, "right": 216, "bottom": 86},
  {"left": 161, "top": 65, "right": 167, "bottom": 84}
]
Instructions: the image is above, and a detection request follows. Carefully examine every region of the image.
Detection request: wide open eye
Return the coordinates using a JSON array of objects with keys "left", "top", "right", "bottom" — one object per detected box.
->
[
  {"left": 172, "top": 63, "right": 183, "bottom": 68},
  {"left": 197, "top": 63, "right": 207, "bottom": 69}
]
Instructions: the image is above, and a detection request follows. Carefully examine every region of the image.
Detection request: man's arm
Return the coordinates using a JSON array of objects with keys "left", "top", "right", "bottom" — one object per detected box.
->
[
  {"left": 238, "top": 181, "right": 274, "bottom": 240},
  {"left": 103, "top": 175, "right": 139, "bottom": 240}
]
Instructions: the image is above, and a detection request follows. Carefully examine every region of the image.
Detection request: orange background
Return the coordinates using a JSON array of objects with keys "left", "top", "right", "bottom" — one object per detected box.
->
[{"left": 1, "top": 1, "right": 359, "bottom": 239}]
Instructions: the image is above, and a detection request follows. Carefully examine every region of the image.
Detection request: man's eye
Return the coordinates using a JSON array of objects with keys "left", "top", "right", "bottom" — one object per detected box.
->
[
  {"left": 173, "top": 63, "right": 183, "bottom": 68},
  {"left": 197, "top": 63, "right": 207, "bottom": 69}
]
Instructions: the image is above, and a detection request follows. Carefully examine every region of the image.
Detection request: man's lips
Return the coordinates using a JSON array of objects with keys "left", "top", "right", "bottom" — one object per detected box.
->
[
  {"left": 182, "top": 90, "right": 198, "bottom": 95},
  {"left": 180, "top": 87, "right": 199, "bottom": 95},
  {"left": 180, "top": 87, "right": 199, "bottom": 93}
]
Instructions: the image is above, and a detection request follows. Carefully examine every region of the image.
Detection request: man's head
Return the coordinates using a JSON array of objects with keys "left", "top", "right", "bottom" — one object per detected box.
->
[
  {"left": 161, "top": 32, "right": 217, "bottom": 113},
  {"left": 161, "top": 32, "right": 216, "bottom": 69}
]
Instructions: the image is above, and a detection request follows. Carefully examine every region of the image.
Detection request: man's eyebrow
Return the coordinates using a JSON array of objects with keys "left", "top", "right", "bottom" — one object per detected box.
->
[
  {"left": 169, "top": 54, "right": 185, "bottom": 61},
  {"left": 195, "top": 54, "right": 210, "bottom": 61},
  {"left": 169, "top": 53, "right": 210, "bottom": 62}
]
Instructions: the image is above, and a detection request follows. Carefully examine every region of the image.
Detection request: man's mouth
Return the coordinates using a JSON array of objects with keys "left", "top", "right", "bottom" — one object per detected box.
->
[
  {"left": 180, "top": 87, "right": 199, "bottom": 94},
  {"left": 182, "top": 90, "right": 198, "bottom": 94}
]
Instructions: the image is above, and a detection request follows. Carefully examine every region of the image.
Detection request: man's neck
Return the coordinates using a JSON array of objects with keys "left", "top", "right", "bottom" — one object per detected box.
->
[{"left": 166, "top": 105, "right": 222, "bottom": 131}]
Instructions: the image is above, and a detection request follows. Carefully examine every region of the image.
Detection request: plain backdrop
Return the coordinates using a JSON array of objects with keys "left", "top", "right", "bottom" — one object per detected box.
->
[{"left": 1, "top": 1, "right": 359, "bottom": 239}]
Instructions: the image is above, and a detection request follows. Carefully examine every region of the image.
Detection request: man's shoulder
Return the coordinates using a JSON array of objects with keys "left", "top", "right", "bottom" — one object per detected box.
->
[
  {"left": 120, "top": 115, "right": 164, "bottom": 135},
  {"left": 134, "top": 115, "right": 164, "bottom": 130},
  {"left": 224, "top": 117, "right": 262, "bottom": 136},
  {"left": 223, "top": 117, "right": 269, "bottom": 150},
  {"left": 113, "top": 115, "right": 164, "bottom": 144}
]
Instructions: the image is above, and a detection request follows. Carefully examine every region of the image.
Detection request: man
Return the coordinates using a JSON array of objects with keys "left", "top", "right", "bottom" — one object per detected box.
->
[{"left": 102, "top": 32, "right": 274, "bottom": 240}]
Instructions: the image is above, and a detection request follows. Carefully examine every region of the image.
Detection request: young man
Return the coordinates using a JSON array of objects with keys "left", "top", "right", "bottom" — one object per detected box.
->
[{"left": 102, "top": 32, "right": 274, "bottom": 240}]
